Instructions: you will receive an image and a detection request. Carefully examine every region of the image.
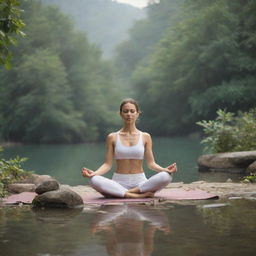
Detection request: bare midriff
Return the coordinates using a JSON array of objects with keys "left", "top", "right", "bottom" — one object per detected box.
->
[{"left": 115, "top": 159, "right": 144, "bottom": 174}]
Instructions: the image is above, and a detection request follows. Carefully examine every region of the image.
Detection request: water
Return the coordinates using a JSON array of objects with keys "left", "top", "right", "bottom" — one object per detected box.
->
[
  {"left": 2, "top": 137, "right": 243, "bottom": 185},
  {"left": 0, "top": 199, "right": 256, "bottom": 256},
  {"left": 3, "top": 136, "right": 243, "bottom": 185},
  {"left": 1, "top": 137, "right": 208, "bottom": 185},
  {"left": 1, "top": 137, "right": 254, "bottom": 255}
]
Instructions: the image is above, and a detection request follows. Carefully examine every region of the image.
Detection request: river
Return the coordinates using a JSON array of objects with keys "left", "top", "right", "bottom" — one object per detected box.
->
[
  {"left": 0, "top": 200, "right": 256, "bottom": 256},
  {"left": 1, "top": 137, "right": 254, "bottom": 256},
  {"left": 2, "top": 137, "right": 241, "bottom": 185}
]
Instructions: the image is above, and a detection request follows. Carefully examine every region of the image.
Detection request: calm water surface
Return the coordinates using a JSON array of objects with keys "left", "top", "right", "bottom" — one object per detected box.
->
[
  {"left": 2, "top": 137, "right": 241, "bottom": 185},
  {"left": 0, "top": 200, "right": 256, "bottom": 256},
  {"left": 1, "top": 137, "right": 254, "bottom": 255}
]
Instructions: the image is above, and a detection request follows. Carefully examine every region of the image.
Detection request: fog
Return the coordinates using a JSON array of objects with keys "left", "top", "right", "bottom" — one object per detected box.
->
[
  {"left": 43, "top": 0, "right": 146, "bottom": 58},
  {"left": 1, "top": 0, "right": 255, "bottom": 143}
]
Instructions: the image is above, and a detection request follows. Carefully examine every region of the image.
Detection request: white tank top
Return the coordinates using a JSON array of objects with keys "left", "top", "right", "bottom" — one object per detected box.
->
[{"left": 114, "top": 131, "right": 145, "bottom": 160}]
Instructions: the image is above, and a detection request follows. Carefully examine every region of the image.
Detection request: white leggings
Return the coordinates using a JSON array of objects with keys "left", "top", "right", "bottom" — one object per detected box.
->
[{"left": 89, "top": 172, "right": 172, "bottom": 198}]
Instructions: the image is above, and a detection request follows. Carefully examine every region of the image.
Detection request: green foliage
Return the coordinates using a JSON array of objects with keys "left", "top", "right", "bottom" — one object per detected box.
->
[
  {"left": 242, "top": 173, "right": 256, "bottom": 183},
  {"left": 115, "top": 0, "right": 256, "bottom": 135},
  {"left": 0, "top": 146, "right": 31, "bottom": 197},
  {"left": 0, "top": 0, "right": 25, "bottom": 68},
  {"left": 197, "top": 109, "right": 236, "bottom": 153},
  {"left": 4, "top": 49, "right": 87, "bottom": 143},
  {"left": 197, "top": 108, "right": 256, "bottom": 153},
  {"left": 189, "top": 77, "right": 256, "bottom": 117},
  {"left": 0, "top": 0, "right": 121, "bottom": 143},
  {"left": 115, "top": 0, "right": 183, "bottom": 80}
]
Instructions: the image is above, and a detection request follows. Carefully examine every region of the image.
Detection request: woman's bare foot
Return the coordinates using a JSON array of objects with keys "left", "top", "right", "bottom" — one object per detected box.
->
[
  {"left": 124, "top": 191, "right": 154, "bottom": 198},
  {"left": 127, "top": 187, "right": 140, "bottom": 193}
]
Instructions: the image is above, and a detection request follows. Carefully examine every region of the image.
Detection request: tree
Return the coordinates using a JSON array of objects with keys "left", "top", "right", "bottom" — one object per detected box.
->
[
  {"left": 1, "top": 49, "right": 87, "bottom": 143},
  {"left": 121, "top": 0, "right": 256, "bottom": 135},
  {"left": 0, "top": 0, "right": 25, "bottom": 68},
  {"left": 0, "top": 0, "right": 121, "bottom": 143},
  {"left": 42, "top": 0, "right": 145, "bottom": 58},
  {"left": 115, "top": 0, "right": 183, "bottom": 80}
]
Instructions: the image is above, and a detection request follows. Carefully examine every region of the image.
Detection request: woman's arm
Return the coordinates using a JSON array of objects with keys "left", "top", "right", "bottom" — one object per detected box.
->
[
  {"left": 144, "top": 133, "right": 177, "bottom": 174},
  {"left": 82, "top": 133, "right": 115, "bottom": 177}
]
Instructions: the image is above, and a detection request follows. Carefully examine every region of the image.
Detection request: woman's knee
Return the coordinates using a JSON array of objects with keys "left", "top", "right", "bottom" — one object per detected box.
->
[
  {"left": 90, "top": 175, "right": 103, "bottom": 186},
  {"left": 90, "top": 175, "right": 127, "bottom": 198},
  {"left": 158, "top": 171, "right": 173, "bottom": 183},
  {"left": 139, "top": 172, "right": 172, "bottom": 193}
]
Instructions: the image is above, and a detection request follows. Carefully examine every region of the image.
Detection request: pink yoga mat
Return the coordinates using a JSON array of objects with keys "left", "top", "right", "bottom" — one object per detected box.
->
[
  {"left": 3, "top": 188, "right": 218, "bottom": 205},
  {"left": 3, "top": 192, "right": 37, "bottom": 204},
  {"left": 82, "top": 188, "right": 218, "bottom": 204}
]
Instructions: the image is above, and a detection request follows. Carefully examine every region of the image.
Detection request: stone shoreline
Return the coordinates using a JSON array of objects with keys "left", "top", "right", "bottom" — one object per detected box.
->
[
  {"left": 2, "top": 176, "right": 256, "bottom": 208},
  {"left": 66, "top": 181, "right": 256, "bottom": 200},
  {"left": 197, "top": 150, "right": 256, "bottom": 173}
]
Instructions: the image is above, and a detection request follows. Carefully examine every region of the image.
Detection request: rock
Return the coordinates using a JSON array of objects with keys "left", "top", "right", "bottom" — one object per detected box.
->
[
  {"left": 168, "top": 182, "right": 184, "bottom": 188},
  {"left": 228, "top": 197, "right": 243, "bottom": 200},
  {"left": 32, "top": 207, "right": 82, "bottom": 223},
  {"left": 7, "top": 183, "right": 36, "bottom": 193},
  {"left": 32, "top": 188, "right": 84, "bottom": 208},
  {"left": 200, "top": 203, "right": 229, "bottom": 209},
  {"left": 191, "top": 181, "right": 206, "bottom": 184},
  {"left": 246, "top": 160, "right": 256, "bottom": 174},
  {"left": 35, "top": 179, "right": 59, "bottom": 195},
  {"left": 19, "top": 174, "right": 53, "bottom": 186},
  {"left": 198, "top": 151, "right": 256, "bottom": 172}
]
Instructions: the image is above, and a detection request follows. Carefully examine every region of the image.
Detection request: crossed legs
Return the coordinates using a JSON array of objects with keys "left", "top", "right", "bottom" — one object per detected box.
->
[{"left": 90, "top": 172, "right": 172, "bottom": 198}]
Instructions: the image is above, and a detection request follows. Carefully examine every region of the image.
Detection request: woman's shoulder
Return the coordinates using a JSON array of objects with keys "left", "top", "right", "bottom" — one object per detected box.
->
[
  {"left": 106, "top": 132, "right": 118, "bottom": 142},
  {"left": 141, "top": 131, "right": 152, "bottom": 140}
]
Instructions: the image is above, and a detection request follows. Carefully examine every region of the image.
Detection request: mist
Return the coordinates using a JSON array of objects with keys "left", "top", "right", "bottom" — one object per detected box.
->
[{"left": 1, "top": 0, "right": 256, "bottom": 143}]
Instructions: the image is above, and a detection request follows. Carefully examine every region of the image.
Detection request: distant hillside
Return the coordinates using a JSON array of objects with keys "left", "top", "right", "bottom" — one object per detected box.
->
[{"left": 42, "top": 0, "right": 145, "bottom": 57}]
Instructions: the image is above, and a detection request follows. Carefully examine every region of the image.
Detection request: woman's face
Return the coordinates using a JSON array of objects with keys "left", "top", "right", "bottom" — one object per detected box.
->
[{"left": 120, "top": 103, "right": 139, "bottom": 123}]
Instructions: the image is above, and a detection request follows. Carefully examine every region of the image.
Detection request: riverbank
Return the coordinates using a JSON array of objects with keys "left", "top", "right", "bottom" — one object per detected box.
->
[
  {"left": 66, "top": 181, "right": 256, "bottom": 200},
  {"left": 0, "top": 141, "right": 23, "bottom": 147},
  {"left": 2, "top": 174, "right": 256, "bottom": 207}
]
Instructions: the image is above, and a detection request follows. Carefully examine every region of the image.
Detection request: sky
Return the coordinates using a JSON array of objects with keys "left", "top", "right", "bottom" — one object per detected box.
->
[{"left": 113, "top": 0, "right": 149, "bottom": 8}]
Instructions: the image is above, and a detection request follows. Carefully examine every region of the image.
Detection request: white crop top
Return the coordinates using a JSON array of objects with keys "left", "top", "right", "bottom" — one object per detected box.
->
[{"left": 114, "top": 131, "right": 145, "bottom": 160}]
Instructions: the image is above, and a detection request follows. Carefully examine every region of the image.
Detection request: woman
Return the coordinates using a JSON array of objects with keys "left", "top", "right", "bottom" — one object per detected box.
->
[{"left": 82, "top": 98, "right": 177, "bottom": 198}]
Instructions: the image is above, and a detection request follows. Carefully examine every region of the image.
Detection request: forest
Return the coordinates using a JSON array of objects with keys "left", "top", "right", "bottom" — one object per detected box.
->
[
  {"left": 116, "top": 0, "right": 256, "bottom": 135},
  {"left": 0, "top": 0, "right": 122, "bottom": 143},
  {"left": 43, "top": 0, "right": 145, "bottom": 57},
  {"left": 0, "top": 0, "right": 256, "bottom": 143}
]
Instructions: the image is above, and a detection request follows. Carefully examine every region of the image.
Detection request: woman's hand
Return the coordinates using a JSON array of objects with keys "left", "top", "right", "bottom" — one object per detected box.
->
[
  {"left": 165, "top": 163, "right": 177, "bottom": 174},
  {"left": 82, "top": 167, "right": 96, "bottom": 178}
]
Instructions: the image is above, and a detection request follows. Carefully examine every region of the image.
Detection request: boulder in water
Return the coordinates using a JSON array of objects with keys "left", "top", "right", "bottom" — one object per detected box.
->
[
  {"left": 246, "top": 160, "right": 256, "bottom": 174},
  {"left": 198, "top": 151, "right": 256, "bottom": 172},
  {"left": 32, "top": 188, "right": 84, "bottom": 208}
]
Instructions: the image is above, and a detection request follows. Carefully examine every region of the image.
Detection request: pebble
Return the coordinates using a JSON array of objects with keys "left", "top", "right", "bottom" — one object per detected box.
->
[{"left": 200, "top": 203, "right": 229, "bottom": 209}]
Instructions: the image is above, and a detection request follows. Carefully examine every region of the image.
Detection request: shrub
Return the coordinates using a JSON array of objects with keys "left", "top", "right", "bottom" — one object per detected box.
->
[
  {"left": 242, "top": 173, "right": 256, "bottom": 183},
  {"left": 197, "top": 108, "right": 256, "bottom": 153},
  {"left": 0, "top": 146, "right": 32, "bottom": 197}
]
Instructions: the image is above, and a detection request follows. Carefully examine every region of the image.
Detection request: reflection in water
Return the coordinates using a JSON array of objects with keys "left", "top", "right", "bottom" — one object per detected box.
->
[
  {"left": 91, "top": 205, "right": 171, "bottom": 256},
  {"left": 32, "top": 208, "right": 83, "bottom": 225},
  {"left": 198, "top": 171, "right": 242, "bottom": 182},
  {"left": 1, "top": 201, "right": 256, "bottom": 256}
]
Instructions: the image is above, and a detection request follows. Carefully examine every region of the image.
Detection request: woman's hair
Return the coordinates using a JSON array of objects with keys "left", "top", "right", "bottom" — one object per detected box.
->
[{"left": 119, "top": 98, "right": 141, "bottom": 113}]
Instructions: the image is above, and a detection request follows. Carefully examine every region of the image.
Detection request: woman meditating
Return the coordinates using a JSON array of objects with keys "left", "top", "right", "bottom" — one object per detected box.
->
[{"left": 82, "top": 98, "right": 177, "bottom": 198}]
